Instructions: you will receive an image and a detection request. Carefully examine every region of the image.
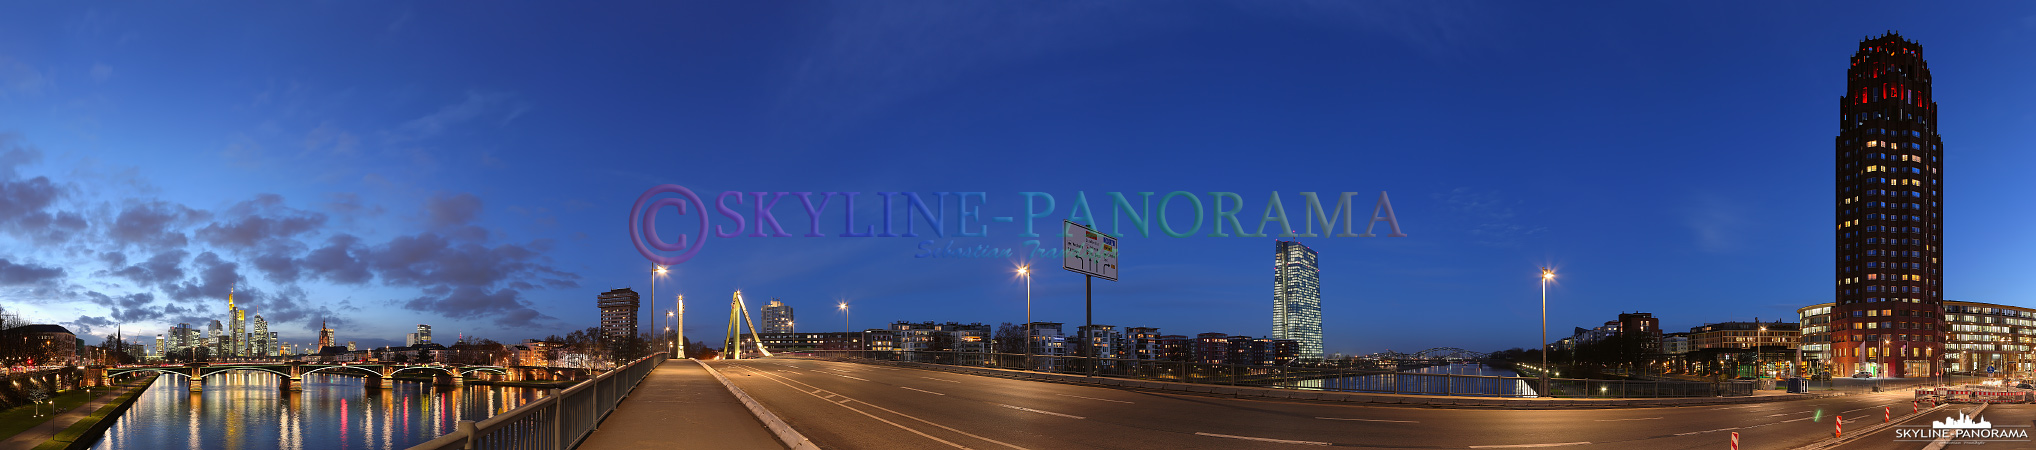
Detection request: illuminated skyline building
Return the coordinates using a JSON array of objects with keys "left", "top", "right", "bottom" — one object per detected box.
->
[
  {"left": 762, "top": 299, "right": 794, "bottom": 334},
  {"left": 1831, "top": 32, "right": 1945, "bottom": 378},
  {"left": 1273, "top": 240, "right": 1323, "bottom": 361},
  {"left": 317, "top": 320, "right": 335, "bottom": 349},
  {"left": 598, "top": 288, "right": 641, "bottom": 341}
]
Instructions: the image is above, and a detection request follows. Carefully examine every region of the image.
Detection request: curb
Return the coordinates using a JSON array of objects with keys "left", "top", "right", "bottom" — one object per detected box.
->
[
  {"left": 694, "top": 359, "right": 819, "bottom": 450},
  {"left": 828, "top": 358, "right": 1830, "bottom": 409}
]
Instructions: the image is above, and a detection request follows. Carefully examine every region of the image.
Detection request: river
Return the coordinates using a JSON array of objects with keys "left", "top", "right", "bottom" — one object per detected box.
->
[
  {"left": 87, "top": 371, "right": 546, "bottom": 450},
  {"left": 1280, "top": 362, "right": 1536, "bottom": 397}
]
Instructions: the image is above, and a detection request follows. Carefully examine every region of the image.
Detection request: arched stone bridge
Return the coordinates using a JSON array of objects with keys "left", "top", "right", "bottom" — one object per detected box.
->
[{"left": 90, "top": 362, "right": 591, "bottom": 391}]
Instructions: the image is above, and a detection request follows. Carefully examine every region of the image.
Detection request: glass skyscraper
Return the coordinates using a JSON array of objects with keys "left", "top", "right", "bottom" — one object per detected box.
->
[{"left": 1274, "top": 240, "right": 1322, "bottom": 360}]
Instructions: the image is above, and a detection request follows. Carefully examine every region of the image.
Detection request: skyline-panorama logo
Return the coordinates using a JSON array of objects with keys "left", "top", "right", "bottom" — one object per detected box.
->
[{"left": 1892, "top": 411, "right": 2030, "bottom": 444}]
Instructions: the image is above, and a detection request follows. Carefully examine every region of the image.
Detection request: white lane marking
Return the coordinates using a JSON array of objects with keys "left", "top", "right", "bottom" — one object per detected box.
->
[
  {"left": 833, "top": 373, "right": 870, "bottom": 381},
  {"left": 1194, "top": 432, "right": 1329, "bottom": 446},
  {"left": 1468, "top": 442, "right": 1592, "bottom": 448},
  {"left": 1672, "top": 427, "right": 1738, "bottom": 436},
  {"left": 1315, "top": 417, "right": 1418, "bottom": 423},
  {"left": 1840, "top": 403, "right": 1893, "bottom": 414},
  {"left": 1593, "top": 417, "right": 1661, "bottom": 421},
  {"left": 920, "top": 376, "right": 961, "bottom": 383},
  {"left": 1057, "top": 393, "right": 1133, "bottom": 404},
  {"left": 998, "top": 404, "right": 1085, "bottom": 420},
  {"left": 901, "top": 386, "right": 945, "bottom": 396},
  {"left": 744, "top": 366, "right": 1029, "bottom": 450}
]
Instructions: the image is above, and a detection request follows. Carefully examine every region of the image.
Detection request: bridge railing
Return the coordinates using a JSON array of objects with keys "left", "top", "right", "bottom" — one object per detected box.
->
[
  {"left": 795, "top": 350, "right": 1754, "bottom": 398},
  {"left": 406, "top": 352, "right": 667, "bottom": 450}
]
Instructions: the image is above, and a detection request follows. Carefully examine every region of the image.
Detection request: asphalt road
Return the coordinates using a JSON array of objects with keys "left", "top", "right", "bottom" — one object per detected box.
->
[
  {"left": 1832, "top": 403, "right": 2036, "bottom": 450},
  {"left": 710, "top": 358, "right": 1985, "bottom": 449}
]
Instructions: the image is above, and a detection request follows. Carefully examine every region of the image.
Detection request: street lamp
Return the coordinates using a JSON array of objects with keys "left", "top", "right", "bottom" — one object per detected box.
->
[
  {"left": 1540, "top": 267, "right": 1553, "bottom": 397},
  {"left": 1880, "top": 338, "right": 1889, "bottom": 389},
  {"left": 1757, "top": 326, "right": 1766, "bottom": 378},
  {"left": 652, "top": 265, "right": 668, "bottom": 353},
  {"left": 684, "top": 295, "right": 692, "bottom": 358},
  {"left": 1019, "top": 265, "right": 1032, "bottom": 371},
  {"left": 839, "top": 302, "right": 853, "bottom": 354},
  {"left": 666, "top": 310, "right": 675, "bottom": 355}
]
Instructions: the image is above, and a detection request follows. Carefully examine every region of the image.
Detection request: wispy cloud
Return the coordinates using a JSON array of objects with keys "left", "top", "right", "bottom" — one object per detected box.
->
[
  {"left": 390, "top": 90, "right": 528, "bottom": 143},
  {"left": 1438, "top": 187, "right": 1542, "bottom": 246},
  {"left": 1682, "top": 192, "right": 1747, "bottom": 253}
]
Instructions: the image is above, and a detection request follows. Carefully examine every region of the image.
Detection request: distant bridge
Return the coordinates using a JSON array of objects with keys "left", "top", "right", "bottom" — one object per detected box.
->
[
  {"left": 95, "top": 362, "right": 590, "bottom": 391},
  {"left": 1368, "top": 347, "right": 1493, "bottom": 362}
]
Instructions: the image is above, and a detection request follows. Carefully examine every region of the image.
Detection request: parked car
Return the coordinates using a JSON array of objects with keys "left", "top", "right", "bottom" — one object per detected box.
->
[
  {"left": 1852, "top": 372, "right": 1874, "bottom": 378},
  {"left": 2016, "top": 382, "right": 2033, "bottom": 390}
]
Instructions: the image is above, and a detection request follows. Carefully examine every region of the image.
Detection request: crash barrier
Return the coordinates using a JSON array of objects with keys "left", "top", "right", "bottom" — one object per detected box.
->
[{"left": 1913, "top": 386, "right": 2034, "bottom": 404}]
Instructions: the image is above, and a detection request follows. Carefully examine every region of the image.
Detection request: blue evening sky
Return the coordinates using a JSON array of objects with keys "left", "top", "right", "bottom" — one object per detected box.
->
[{"left": 2, "top": 2, "right": 2034, "bottom": 355}]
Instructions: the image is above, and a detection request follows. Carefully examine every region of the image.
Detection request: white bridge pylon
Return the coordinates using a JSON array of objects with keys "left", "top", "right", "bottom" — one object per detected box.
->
[{"left": 723, "top": 290, "right": 772, "bottom": 359}]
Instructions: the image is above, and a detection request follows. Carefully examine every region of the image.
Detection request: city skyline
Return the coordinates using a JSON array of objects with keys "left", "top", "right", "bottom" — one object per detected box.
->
[{"left": 8, "top": 4, "right": 2036, "bottom": 355}]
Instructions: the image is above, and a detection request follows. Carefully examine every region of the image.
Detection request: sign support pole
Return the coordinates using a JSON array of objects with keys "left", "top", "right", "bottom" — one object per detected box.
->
[{"left": 1086, "top": 274, "right": 1093, "bottom": 377}]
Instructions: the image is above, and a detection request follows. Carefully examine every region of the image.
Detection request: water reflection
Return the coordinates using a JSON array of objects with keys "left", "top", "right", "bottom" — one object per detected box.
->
[
  {"left": 90, "top": 371, "right": 546, "bottom": 450},
  {"left": 1281, "top": 363, "right": 1534, "bottom": 396}
]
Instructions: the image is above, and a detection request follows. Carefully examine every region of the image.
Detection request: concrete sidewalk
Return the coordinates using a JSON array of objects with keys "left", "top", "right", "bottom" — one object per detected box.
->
[
  {"left": 576, "top": 359, "right": 784, "bottom": 449},
  {"left": 0, "top": 376, "right": 154, "bottom": 450}
]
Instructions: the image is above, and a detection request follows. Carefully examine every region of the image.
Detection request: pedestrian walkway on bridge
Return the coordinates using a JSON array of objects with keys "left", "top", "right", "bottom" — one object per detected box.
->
[{"left": 576, "top": 359, "right": 783, "bottom": 449}]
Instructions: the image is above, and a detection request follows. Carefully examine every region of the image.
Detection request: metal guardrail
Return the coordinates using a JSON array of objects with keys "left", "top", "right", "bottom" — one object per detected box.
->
[
  {"left": 405, "top": 352, "right": 668, "bottom": 450},
  {"left": 800, "top": 350, "right": 1754, "bottom": 398}
]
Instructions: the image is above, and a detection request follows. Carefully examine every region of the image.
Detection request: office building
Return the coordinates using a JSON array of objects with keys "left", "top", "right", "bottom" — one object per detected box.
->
[
  {"left": 762, "top": 300, "right": 794, "bottom": 334},
  {"left": 1940, "top": 301, "right": 2035, "bottom": 375},
  {"left": 1831, "top": 32, "right": 1945, "bottom": 378},
  {"left": 1273, "top": 240, "right": 1323, "bottom": 360},
  {"left": 597, "top": 288, "right": 641, "bottom": 341},
  {"left": 251, "top": 315, "right": 270, "bottom": 357},
  {"left": 1690, "top": 320, "right": 1800, "bottom": 351},
  {"left": 1803, "top": 300, "right": 2036, "bottom": 377}
]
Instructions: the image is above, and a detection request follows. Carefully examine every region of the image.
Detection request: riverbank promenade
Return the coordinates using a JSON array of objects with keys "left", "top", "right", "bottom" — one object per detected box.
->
[
  {"left": 576, "top": 359, "right": 783, "bottom": 449},
  {"left": 0, "top": 376, "right": 153, "bottom": 450}
]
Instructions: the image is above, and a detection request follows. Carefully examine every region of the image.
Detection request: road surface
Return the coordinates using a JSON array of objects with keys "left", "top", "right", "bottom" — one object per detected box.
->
[{"left": 712, "top": 358, "right": 2010, "bottom": 449}]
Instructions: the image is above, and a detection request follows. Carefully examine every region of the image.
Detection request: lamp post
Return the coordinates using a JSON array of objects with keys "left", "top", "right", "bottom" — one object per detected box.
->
[
  {"left": 1758, "top": 325, "right": 1767, "bottom": 378},
  {"left": 839, "top": 302, "right": 852, "bottom": 355},
  {"left": 684, "top": 295, "right": 692, "bottom": 358},
  {"left": 666, "top": 310, "right": 675, "bottom": 356},
  {"left": 1019, "top": 266, "right": 1032, "bottom": 371},
  {"left": 1880, "top": 338, "right": 1889, "bottom": 389},
  {"left": 652, "top": 265, "right": 667, "bottom": 352},
  {"left": 1540, "top": 267, "right": 1553, "bottom": 397}
]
